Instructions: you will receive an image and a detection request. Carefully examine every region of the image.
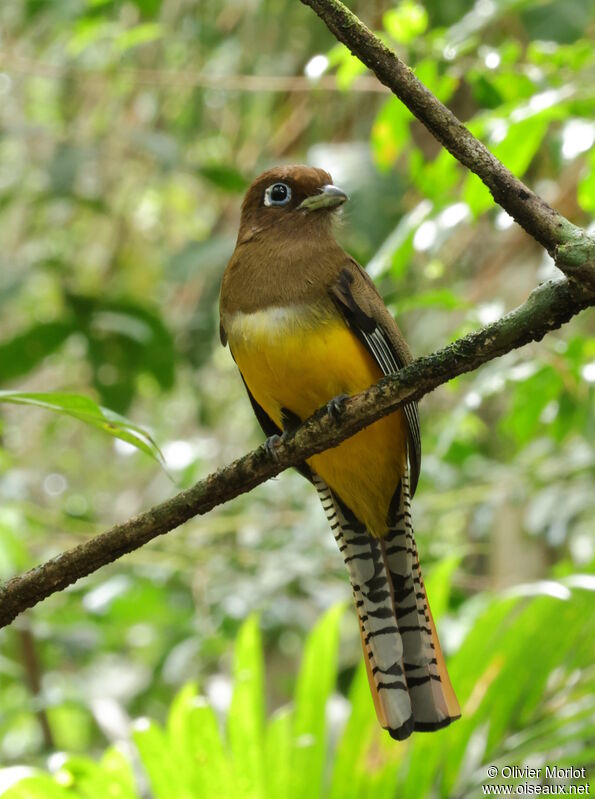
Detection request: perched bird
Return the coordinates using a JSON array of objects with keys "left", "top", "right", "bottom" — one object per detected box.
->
[{"left": 219, "top": 165, "right": 460, "bottom": 740}]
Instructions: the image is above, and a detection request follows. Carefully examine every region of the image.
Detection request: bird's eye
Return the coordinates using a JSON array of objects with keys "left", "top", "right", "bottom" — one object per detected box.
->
[{"left": 264, "top": 182, "right": 292, "bottom": 207}]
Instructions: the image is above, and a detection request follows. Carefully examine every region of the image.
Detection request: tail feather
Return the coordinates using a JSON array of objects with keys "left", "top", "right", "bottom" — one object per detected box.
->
[
  {"left": 314, "top": 470, "right": 460, "bottom": 740},
  {"left": 314, "top": 475, "right": 414, "bottom": 739},
  {"left": 383, "top": 469, "right": 461, "bottom": 730}
]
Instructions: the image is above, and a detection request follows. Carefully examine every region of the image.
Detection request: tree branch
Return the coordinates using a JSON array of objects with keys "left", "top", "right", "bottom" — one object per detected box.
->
[
  {"left": 0, "top": 277, "right": 592, "bottom": 628},
  {"left": 299, "top": 0, "right": 595, "bottom": 287},
  {"left": 1, "top": 0, "right": 593, "bottom": 628}
]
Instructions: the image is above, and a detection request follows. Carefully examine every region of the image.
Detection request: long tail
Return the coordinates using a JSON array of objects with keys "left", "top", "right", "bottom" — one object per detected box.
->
[{"left": 314, "top": 469, "right": 460, "bottom": 740}]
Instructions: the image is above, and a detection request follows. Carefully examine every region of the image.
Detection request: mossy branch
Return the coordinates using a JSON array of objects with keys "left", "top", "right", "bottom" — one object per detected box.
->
[{"left": 0, "top": 277, "right": 592, "bottom": 629}]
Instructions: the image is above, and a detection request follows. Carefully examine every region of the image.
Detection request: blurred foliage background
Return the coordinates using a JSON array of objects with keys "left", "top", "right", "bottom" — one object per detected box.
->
[{"left": 0, "top": 0, "right": 593, "bottom": 795}]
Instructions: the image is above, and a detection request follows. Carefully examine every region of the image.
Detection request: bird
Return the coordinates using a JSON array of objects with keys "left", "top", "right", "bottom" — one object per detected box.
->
[{"left": 219, "top": 164, "right": 460, "bottom": 740}]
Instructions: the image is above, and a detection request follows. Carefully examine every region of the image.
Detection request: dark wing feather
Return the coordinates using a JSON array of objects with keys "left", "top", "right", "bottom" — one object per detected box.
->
[
  {"left": 241, "top": 375, "right": 282, "bottom": 440},
  {"left": 330, "top": 263, "right": 421, "bottom": 497}
]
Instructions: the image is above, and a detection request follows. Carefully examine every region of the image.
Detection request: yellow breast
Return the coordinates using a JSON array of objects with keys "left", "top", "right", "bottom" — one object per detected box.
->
[{"left": 226, "top": 305, "right": 408, "bottom": 537}]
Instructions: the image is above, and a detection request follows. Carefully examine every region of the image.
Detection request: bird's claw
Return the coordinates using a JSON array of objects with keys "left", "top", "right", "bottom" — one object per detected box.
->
[
  {"left": 327, "top": 393, "right": 349, "bottom": 421},
  {"left": 263, "top": 433, "right": 284, "bottom": 461}
]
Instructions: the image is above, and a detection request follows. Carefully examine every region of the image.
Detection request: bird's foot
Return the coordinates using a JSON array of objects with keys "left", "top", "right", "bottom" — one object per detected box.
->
[
  {"left": 263, "top": 433, "right": 284, "bottom": 461},
  {"left": 326, "top": 393, "right": 349, "bottom": 421}
]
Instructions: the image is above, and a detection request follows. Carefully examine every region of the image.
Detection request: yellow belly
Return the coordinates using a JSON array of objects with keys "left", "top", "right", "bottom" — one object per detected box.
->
[{"left": 229, "top": 310, "right": 407, "bottom": 537}]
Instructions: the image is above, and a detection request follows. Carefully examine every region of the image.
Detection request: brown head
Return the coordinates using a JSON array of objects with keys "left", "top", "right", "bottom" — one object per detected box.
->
[
  {"left": 236, "top": 164, "right": 347, "bottom": 243},
  {"left": 221, "top": 165, "right": 349, "bottom": 316}
]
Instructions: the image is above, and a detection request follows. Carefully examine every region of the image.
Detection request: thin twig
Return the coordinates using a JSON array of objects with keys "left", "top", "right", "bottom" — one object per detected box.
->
[
  {"left": 18, "top": 626, "right": 55, "bottom": 749},
  {"left": 0, "top": 54, "right": 388, "bottom": 93}
]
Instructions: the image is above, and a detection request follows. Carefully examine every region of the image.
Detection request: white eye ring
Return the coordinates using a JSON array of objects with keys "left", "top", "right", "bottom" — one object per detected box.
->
[{"left": 264, "top": 182, "right": 292, "bottom": 207}]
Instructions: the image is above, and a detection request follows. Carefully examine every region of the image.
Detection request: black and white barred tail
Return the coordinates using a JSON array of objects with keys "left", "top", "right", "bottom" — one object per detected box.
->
[{"left": 314, "top": 469, "right": 460, "bottom": 740}]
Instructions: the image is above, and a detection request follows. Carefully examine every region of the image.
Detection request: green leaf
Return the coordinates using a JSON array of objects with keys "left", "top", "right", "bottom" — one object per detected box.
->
[
  {"left": 2, "top": 587, "right": 594, "bottom": 798},
  {"left": 99, "top": 748, "right": 137, "bottom": 799},
  {"left": 391, "top": 288, "right": 470, "bottom": 314},
  {"left": 528, "top": 38, "right": 595, "bottom": 71},
  {"left": 330, "top": 661, "right": 396, "bottom": 799},
  {"left": 464, "top": 116, "right": 550, "bottom": 214},
  {"left": 415, "top": 60, "right": 458, "bottom": 104},
  {"left": 167, "top": 683, "right": 232, "bottom": 796},
  {"left": 187, "top": 699, "right": 233, "bottom": 795},
  {"left": 291, "top": 603, "right": 345, "bottom": 799},
  {"left": 265, "top": 707, "right": 293, "bottom": 799},
  {"left": 115, "top": 23, "right": 163, "bottom": 53},
  {"left": 53, "top": 754, "right": 138, "bottom": 799},
  {"left": 327, "top": 44, "right": 367, "bottom": 90},
  {"left": 0, "top": 774, "right": 76, "bottom": 799},
  {"left": 470, "top": 73, "right": 505, "bottom": 109},
  {"left": 371, "top": 97, "right": 413, "bottom": 171},
  {"left": 0, "top": 321, "right": 75, "bottom": 383},
  {"left": 424, "top": 555, "right": 461, "bottom": 622},
  {"left": 133, "top": 720, "right": 193, "bottom": 799},
  {"left": 475, "top": 69, "right": 536, "bottom": 107},
  {"left": 0, "top": 508, "right": 31, "bottom": 580},
  {"left": 500, "top": 365, "right": 563, "bottom": 445},
  {"left": 382, "top": 0, "right": 428, "bottom": 44},
  {"left": 399, "top": 596, "right": 516, "bottom": 799},
  {"left": 67, "top": 294, "right": 176, "bottom": 413},
  {"left": 198, "top": 164, "right": 248, "bottom": 194},
  {"left": 371, "top": 60, "right": 456, "bottom": 172},
  {"left": 578, "top": 146, "right": 595, "bottom": 213},
  {"left": 67, "top": 17, "right": 114, "bottom": 56},
  {"left": 228, "top": 614, "right": 266, "bottom": 799},
  {"left": 129, "top": 0, "right": 163, "bottom": 17},
  {"left": 0, "top": 391, "right": 164, "bottom": 465},
  {"left": 409, "top": 147, "right": 460, "bottom": 204},
  {"left": 166, "top": 682, "right": 203, "bottom": 796}
]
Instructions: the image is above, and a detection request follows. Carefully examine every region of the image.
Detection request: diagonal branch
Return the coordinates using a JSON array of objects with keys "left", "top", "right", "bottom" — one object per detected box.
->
[
  {"left": 0, "top": 276, "right": 592, "bottom": 629},
  {"left": 1, "top": 0, "right": 593, "bottom": 629},
  {"left": 299, "top": 0, "right": 595, "bottom": 287}
]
